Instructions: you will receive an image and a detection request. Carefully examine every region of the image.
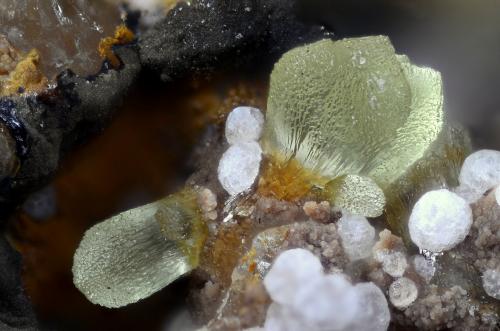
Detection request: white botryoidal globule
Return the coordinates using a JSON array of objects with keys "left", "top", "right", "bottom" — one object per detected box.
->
[
  {"left": 263, "top": 248, "right": 323, "bottom": 305},
  {"left": 338, "top": 213, "right": 376, "bottom": 261},
  {"left": 412, "top": 255, "right": 436, "bottom": 283},
  {"left": 389, "top": 277, "right": 418, "bottom": 309},
  {"left": 408, "top": 189, "right": 472, "bottom": 252},
  {"left": 225, "top": 106, "right": 265, "bottom": 145},
  {"left": 456, "top": 150, "right": 500, "bottom": 203},
  {"left": 218, "top": 107, "right": 265, "bottom": 196},
  {"left": 262, "top": 248, "right": 390, "bottom": 331},
  {"left": 482, "top": 268, "right": 500, "bottom": 300},
  {"left": 375, "top": 250, "right": 408, "bottom": 278}
]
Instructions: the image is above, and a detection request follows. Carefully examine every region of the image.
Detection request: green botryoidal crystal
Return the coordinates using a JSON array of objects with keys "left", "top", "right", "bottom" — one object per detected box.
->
[
  {"left": 72, "top": 189, "right": 207, "bottom": 308},
  {"left": 263, "top": 36, "right": 466, "bottom": 223},
  {"left": 325, "top": 175, "right": 385, "bottom": 218}
]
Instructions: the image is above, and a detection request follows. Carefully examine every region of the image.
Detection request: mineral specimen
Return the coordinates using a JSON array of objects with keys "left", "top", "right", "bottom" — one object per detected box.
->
[
  {"left": 225, "top": 107, "right": 265, "bottom": 145},
  {"left": 217, "top": 142, "right": 262, "bottom": 196},
  {"left": 325, "top": 175, "right": 385, "bottom": 217},
  {"left": 261, "top": 36, "right": 457, "bottom": 224},
  {"left": 263, "top": 248, "right": 323, "bottom": 305},
  {"left": 351, "top": 283, "right": 391, "bottom": 331},
  {"left": 456, "top": 149, "right": 500, "bottom": 203},
  {"left": 337, "top": 213, "right": 376, "bottom": 261},
  {"left": 218, "top": 107, "right": 265, "bottom": 196},
  {"left": 262, "top": 248, "right": 390, "bottom": 331},
  {"left": 412, "top": 255, "right": 435, "bottom": 283},
  {"left": 72, "top": 189, "right": 207, "bottom": 308},
  {"left": 389, "top": 277, "right": 418, "bottom": 309},
  {"left": 408, "top": 189, "right": 472, "bottom": 252},
  {"left": 482, "top": 268, "right": 500, "bottom": 300},
  {"left": 0, "top": 0, "right": 121, "bottom": 79},
  {"left": 264, "top": 36, "right": 443, "bottom": 187}
]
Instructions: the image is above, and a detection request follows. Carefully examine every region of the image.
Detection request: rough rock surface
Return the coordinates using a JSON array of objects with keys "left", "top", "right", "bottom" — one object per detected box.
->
[
  {"left": 139, "top": 0, "right": 326, "bottom": 80},
  {"left": 0, "top": 237, "right": 37, "bottom": 330}
]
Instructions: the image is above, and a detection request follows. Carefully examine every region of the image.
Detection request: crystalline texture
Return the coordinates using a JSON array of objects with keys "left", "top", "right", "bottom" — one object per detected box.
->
[
  {"left": 264, "top": 36, "right": 443, "bottom": 189},
  {"left": 293, "top": 274, "right": 360, "bottom": 330},
  {"left": 218, "top": 141, "right": 262, "bottom": 196},
  {"left": 263, "top": 248, "right": 323, "bottom": 305},
  {"left": 482, "top": 268, "right": 500, "bottom": 300},
  {"left": 389, "top": 277, "right": 418, "bottom": 309},
  {"left": 0, "top": 0, "right": 121, "bottom": 78},
  {"left": 338, "top": 214, "right": 376, "bottom": 261},
  {"left": 375, "top": 250, "right": 408, "bottom": 278},
  {"left": 457, "top": 150, "right": 500, "bottom": 203},
  {"left": 72, "top": 189, "right": 207, "bottom": 308},
  {"left": 326, "top": 174, "right": 385, "bottom": 217},
  {"left": 408, "top": 189, "right": 472, "bottom": 252},
  {"left": 350, "top": 283, "right": 391, "bottom": 331},
  {"left": 225, "top": 107, "right": 265, "bottom": 145},
  {"left": 412, "top": 255, "right": 436, "bottom": 283},
  {"left": 263, "top": 36, "right": 455, "bottom": 239}
]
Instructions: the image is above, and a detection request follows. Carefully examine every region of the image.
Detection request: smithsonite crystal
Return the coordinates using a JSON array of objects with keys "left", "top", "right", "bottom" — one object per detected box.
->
[
  {"left": 72, "top": 189, "right": 207, "bottom": 308},
  {"left": 325, "top": 175, "right": 385, "bottom": 217},
  {"left": 264, "top": 36, "right": 469, "bottom": 227},
  {"left": 0, "top": 0, "right": 121, "bottom": 78}
]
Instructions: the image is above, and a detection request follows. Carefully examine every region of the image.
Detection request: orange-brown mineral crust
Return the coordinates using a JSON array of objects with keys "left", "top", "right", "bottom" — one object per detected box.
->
[{"left": 99, "top": 25, "right": 135, "bottom": 68}]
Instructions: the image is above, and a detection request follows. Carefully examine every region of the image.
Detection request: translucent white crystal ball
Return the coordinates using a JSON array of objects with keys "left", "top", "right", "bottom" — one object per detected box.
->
[
  {"left": 389, "top": 277, "right": 418, "bottom": 309},
  {"left": 409, "top": 189, "right": 472, "bottom": 252},
  {"left": 482, "top": 268, "right": 500, "bottom": 300},
  {"left": 351, "top": 282, "right": 391, "bottom": 331},
  {"left": 293, "top": 274, "right": 360, "bottom": 330},
  {"left": 458, "top": 149, "right": 500, "bottom": 203},
  {"left": 338, "top": 214, "right": 376, "bottom": 261},
  {"left": 263, "top": 248, "right": 323, "bottom": 305},
  {"left": 225, "top": 106, "right": 265, "bottom": 145},
  {"left": 217, "top": 141, "right": 262, "bottom": 196}
]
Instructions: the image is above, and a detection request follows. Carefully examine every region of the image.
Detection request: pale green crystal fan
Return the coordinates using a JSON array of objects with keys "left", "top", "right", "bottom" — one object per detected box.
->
[
  {"left": 72, "top": 189, "right": 207, "bottom": 308},
  {"left": 264, "top": 36, "right": 450, "bottom": 220},
  {"left": 326, "top": 175, "right": 385, "bottom": 218},
  {"left": 264, "top": 36, "right": 444, "bottom": 189}
]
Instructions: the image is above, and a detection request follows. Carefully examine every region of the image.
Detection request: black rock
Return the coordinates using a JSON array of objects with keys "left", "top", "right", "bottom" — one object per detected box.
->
[
  {"left": 139, "top": 0, "right": 328, "bottom": 80},
  {"left": 0, "top": 236, "right": 38, "bottom": 330}
]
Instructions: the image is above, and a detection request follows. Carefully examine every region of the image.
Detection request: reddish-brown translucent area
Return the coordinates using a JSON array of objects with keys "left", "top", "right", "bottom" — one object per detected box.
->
[
  {"left": 0, "top": 0, "right": 122, "bottom": 79},
  {"left": 8, "top": 76, "right": 267, "bottom": 331}
]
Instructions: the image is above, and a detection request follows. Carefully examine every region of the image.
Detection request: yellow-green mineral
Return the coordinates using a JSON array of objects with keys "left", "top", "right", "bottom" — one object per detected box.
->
[
  {"left": 264, "top": 36, "right": 469, "bottom": 226},
  {"left": 72, "top": 189, "right": 207, "bottom": 308}
]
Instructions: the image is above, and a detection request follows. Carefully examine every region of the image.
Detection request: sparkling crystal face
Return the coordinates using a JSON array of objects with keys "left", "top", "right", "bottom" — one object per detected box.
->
[
  {"left": 264, "top": 36, "right": 444, "bottom": 190},
  {"left": 72, "top": 190, "right": 207, "bottom": 308},
  {"left": 0, "top": 0, "right": 121, "bottom": 79}
]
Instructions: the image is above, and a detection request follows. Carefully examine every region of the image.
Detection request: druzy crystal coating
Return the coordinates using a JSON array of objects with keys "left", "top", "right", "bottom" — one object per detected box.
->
[
  {"left": 72, "top": 189, "right": 207, "bottom": 308},
  {"left": 263, "top": 36, "right": 450, "bottom": 221},
  {"left": 265, "top": 36, "right": 443, "bottom": 189}
]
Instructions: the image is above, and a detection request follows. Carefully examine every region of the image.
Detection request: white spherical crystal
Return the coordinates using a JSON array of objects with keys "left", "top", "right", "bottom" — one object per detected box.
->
[
  {"left": 338, "top": 214, "right": 376, "bottom": 261},
  {"left": 458, "top": 149, "right": 500, "bottom": 203},
  {"left": 264, "top": 303, "right": 309, "bottom": 331},
  {"left": 412, "top": 255, "right": 436, "bottom": 283},
  {"left": 293, "top": 274, "right": 360, "bottom": 331},
  {"left": 225, "top": 107, "right": 265, "bottom": 145},
  {"left": 389, "top": 277, "right": 418, "bottom": 309},
  {"left": 408, "top": 189, "right": 472, "bottom": 252},
  {"left": 263, "top": 249, "right": 323, "bottom": 305},
  {"left": 218, "top": 142, "right": 262, "bottom": 196},
  {"left": 375, "top": 250, "right": 408, "bottom": 278},
  {"left": 482, "top": 268, "right": 500, "bottom": 300},
  {"left": 350, "top": 283, "right": 391, "bottom": 331},
  {"left": 495, "top": 186, "right": 500, "bottom": 206},
  {"left": 263, "top": 248, "right": 391, "bottom": 331}
]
